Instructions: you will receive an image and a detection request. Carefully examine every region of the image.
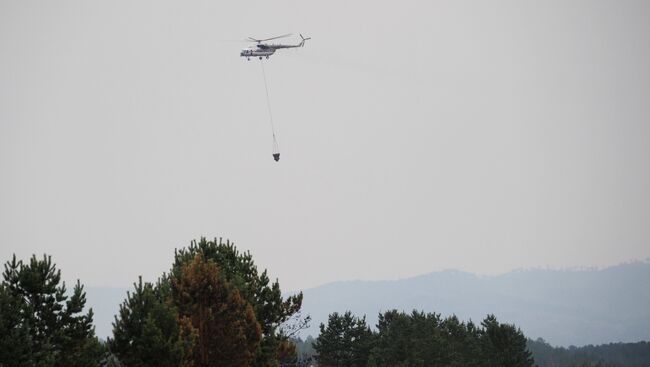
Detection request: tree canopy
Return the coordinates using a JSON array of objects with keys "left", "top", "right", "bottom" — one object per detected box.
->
[
  {"left": 4, "top": 244, "right": 600, "bottom": 367},
  {"left": 314, "top": 309, "right": 533, "bottom": 367},
  {"left": 314, "top": 311, "right": 374, "bottom": 367},
  {"left": 172, "top": 238, "right": 306, "bottom": 367},
  {"left": 110, "top": 276, "right": 193, "bottom": 367},
  {"left": 172, "top": 254, "right": 261, "bottom": 367},
  {"left": 0, "top": 254, "right": 102, "bottom": 367},
  {"left": 528, "top": 338, "right": 650, "bottom": 367},
  {"left": 109, "top": 237, "right": 304, "bottom": 367}
]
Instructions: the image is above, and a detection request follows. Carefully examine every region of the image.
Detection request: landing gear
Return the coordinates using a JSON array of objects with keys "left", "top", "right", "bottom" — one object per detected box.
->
[
  {"left": 266, "top": 56, "right": 270, "bottom": 59},
  {"left": 247, "top": 57, "right": 250, "bottom": 61},
  {"left": 259, "top": 56, "right": 263, "bottom": 60}
]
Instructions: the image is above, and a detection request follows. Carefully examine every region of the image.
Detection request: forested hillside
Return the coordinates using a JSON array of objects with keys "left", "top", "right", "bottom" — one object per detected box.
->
[
  {"left": 87, "top": 263, "right": 650, "bottom": 346},
  {"left": 290, "top": 335, "right": 650, "bottom": 367},
  {"left": 298, "top": 263, "right": 650, "bottom": 346},
  {"left": 528, "top": 339, "right": 650, "bottom": 367},
  {"left": 3, "top": 244, "right": 649, "bottom": 366}
]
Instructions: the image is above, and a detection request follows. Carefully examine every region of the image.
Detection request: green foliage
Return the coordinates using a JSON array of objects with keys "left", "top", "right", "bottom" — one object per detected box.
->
[
  {"left": 528, "top": 338, "right": 650, "bottom": 367},
  {"left": 0, "top": 281, "right": 33, "bottom": 367},
  {"left": 369, "top": 310, "right": 448, "bottom": 367},
  {"left": 109, "top": 237, "right": 301, "bottom": 367},
  {"left": 314, "top": 310, "right": 534, "bottom": 367},
  {"left": 109, "top": 276, "right": 193, "bottom": 367},
  {"left": 172, "top": 237, "right": 306, "bottom": 367},
  {"left": 314, "top": 311, "right": 375, "bottom": 367},
  {"left": 481, "top": 314, "right": 533, "bottom": 367},
  {"left": 0, "top": 254, "right": 102, "bottom": 367}
]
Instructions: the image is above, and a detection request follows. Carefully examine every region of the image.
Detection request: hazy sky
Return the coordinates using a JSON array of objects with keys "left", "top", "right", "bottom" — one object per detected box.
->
[{"left": 1, "top": 0, "right": 649, "bottom": 291}]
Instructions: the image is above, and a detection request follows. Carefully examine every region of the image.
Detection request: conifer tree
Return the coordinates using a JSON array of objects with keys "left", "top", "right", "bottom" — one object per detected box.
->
[
  {"left": 314, "top": 311, "right": 374, "bottom": 367},
  {"left": 172, "top": 238, "right": 306, "bottom": 367},
  {"left": 368, "top": 310, "right": 445, "bottom": 366},
  {"left": 353, "top": 310, "right": 534, "bottom": 367},
  {"left": 109, "top": 276, "right": 194, "bottom": 367},
  {"left": 172, "top": 254, "right": 261, "bottom": 367},
  {"left": 0, "top": 254, "right": 102, "bottom": 367},
  {"left": 480, "top": 314, "right": 534, "bottom": 367},
  {"left": 0, "top": 282, "right": 33, "bottom": 367}
]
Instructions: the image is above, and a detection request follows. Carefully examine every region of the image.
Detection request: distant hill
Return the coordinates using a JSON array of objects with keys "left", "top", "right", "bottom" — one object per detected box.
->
[
  {"left": 86, "top": 262, "right": 650, "bottom": 345},
  {"left": 296, "top": 262, "right": 650, "bottom": 346}
]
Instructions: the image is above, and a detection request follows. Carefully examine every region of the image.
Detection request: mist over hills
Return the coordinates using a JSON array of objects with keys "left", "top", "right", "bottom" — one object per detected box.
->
[
  {"left": 87, "top": 262, "right": 650, "bottom": 346},
  {"left": 296, "top": 262, "right": 650, "bottom": 347}
]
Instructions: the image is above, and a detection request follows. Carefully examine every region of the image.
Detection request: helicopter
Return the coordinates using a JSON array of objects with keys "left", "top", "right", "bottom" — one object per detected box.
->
[{"left": 240, "top": 34, "right": 311, "bottom": 60}]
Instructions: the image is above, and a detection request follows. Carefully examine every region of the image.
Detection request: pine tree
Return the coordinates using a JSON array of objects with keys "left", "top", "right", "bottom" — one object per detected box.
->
[
  {"left": 0, "top": 254, "right": 102, "bottom": 367},
  {"left": 480, "top": 314, "right": 534, "bottom": 367},
  {"left": 369, "top": 310, "right": 445, "bottom": 367},
  {"left": 172, "top": 254, "right": 261, "bottom": 367},
  {"left": 109, "top": 276, "right": 193, "bottom": 367},
  {"left": 314, "top": 311, "right": 374, "bottom": 367},
  {"left": 172, "top": 238, "right": 306, "bottom": 367},
  {"left": 362, "top": 310, "right": 534, "bottom": 367},
  {"left": 0, "top": 282, "right": 33, "bottom": 367}
]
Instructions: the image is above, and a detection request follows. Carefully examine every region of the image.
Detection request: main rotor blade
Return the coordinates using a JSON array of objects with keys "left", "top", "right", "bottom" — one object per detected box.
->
[{"left": 258, "top": 33, "right": 293, "bottom": 42}]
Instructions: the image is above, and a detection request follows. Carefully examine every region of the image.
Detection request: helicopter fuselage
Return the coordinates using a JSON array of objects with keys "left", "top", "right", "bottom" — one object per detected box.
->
[{"left": 240, "top": 47, "right": 275, "bottom": 59}]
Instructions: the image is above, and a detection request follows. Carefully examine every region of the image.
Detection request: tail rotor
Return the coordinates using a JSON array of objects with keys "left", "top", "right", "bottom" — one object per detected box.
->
[{"left": 299, "top": 34, "right": 311, "bottom": 47}]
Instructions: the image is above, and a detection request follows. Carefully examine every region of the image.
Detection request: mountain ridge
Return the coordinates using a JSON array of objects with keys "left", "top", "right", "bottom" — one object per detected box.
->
[
  {"left": 86, "top": 262, "right": 650, "bottom": 346},
  {"left": 295, "top": 262, "right": 650, "bottom": 346}
]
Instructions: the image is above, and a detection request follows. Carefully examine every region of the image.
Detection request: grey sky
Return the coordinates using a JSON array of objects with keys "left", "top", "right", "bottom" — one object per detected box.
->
[{"left": 1, "top": 0, "right": 649, "bottom": 291}]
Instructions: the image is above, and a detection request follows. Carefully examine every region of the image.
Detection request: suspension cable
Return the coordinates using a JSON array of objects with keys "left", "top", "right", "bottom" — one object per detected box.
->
[{"left": 260, "top": 60, "right": 278, "bottom": 147}]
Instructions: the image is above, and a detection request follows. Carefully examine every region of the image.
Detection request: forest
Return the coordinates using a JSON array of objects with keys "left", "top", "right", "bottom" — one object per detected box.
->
[
  {"left": 526, "top": 339, "right": 650, "bottom": 367},
  {"left": 0, "top": 237, "right": 648, "bottom": 367}
]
